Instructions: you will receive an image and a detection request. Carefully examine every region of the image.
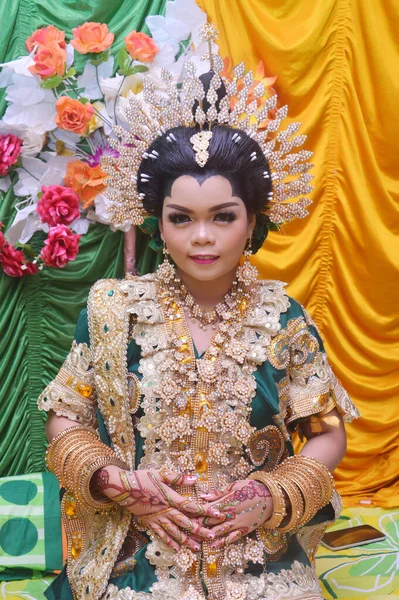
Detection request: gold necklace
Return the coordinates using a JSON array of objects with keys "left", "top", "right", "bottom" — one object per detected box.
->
[{"left": 156, "top": 260, "right": 258, "bottom": 330}]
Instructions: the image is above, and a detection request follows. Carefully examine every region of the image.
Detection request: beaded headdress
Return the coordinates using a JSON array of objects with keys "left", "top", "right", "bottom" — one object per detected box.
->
[{"left": 102, "top": 23, "right": 313, "bottom": 237}]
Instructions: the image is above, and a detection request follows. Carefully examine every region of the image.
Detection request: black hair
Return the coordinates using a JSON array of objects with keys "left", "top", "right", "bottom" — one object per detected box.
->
[
  {"left": 137, "top": 124, "right": 272, "bottom": 218},
  {"left": 137, "top": 72, "right": 271, "bottom": 218}
]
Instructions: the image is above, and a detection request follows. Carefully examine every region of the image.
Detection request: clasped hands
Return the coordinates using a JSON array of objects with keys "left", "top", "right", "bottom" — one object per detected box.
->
[{"left": 97, "top": 466, "right": 273, "bottom": 552}]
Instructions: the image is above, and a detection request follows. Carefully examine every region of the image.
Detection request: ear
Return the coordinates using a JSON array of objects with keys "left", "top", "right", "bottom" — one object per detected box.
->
[
  {"left": 158, "top": 217, "right": 164, "bottom": 241},
  {"left": 247, "top": 213, "right": 256, "bottom": 238}
]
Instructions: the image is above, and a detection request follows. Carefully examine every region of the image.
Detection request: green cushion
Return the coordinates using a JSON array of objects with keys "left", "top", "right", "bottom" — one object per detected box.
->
[{"left": 0, "top": 472, "right": 62, "bottom": 580}]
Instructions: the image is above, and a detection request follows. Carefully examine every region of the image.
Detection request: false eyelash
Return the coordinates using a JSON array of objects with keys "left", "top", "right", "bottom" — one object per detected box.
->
[{"left": 167, "top": 211, "right": 238, "bottom": 224}]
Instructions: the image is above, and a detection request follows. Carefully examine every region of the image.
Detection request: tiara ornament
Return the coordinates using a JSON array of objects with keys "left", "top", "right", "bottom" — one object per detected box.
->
[
  {"left": 190, "top": 131, "right": 213, "bottom": 167},
  {"left": 102, "top": 24, "right": 313, "bottom": 229}
]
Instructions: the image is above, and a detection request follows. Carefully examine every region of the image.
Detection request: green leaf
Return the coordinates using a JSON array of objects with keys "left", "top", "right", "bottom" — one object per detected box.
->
[
  {"left": 90, "top": 50, "right": 110, "bottom": 66},
  {"left": 78, "top": 97, "right": 90, "bottom": 105},
  {"left": 117, "top": 47, "right": 132, "bottom": 72},
  {"left": 14, "top": 243, "right": 35, "bottom": 258},
  {"left": 65, "top": 67, "right": 76, "bottom": 78},
  {"left": 130, "top": 65, "right": 149, "bottom": 74},
  {"left": 40, "top": 75, "right": 64, "bottom": 89},
  {"left": 118, "top": 68, "right": 136, "bottom": 76}
]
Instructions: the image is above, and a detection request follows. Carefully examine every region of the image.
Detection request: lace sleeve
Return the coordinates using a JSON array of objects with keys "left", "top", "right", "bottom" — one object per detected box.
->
[
  {"left": 277, "top": 309, "right": 359, "bottom": 432},
  {"left": 38, "top": 311, "right": 97, "bottom": 428}
]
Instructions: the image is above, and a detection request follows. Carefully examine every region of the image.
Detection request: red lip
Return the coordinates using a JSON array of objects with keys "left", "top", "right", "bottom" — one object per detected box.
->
[{"left": 190, "top": 255, "right": 219, "bottom": 265}]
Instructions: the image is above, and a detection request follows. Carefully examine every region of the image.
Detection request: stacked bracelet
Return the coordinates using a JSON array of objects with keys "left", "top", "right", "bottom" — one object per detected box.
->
[
  {"left": 249, "top": 454, "right": 334, "bottom": 535},
  {"left": 46, "top": 426, "right": 128, "bottom": 512}
]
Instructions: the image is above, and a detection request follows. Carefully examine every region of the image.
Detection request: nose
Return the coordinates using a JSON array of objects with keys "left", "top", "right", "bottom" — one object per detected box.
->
[{"left": 191, "top": 221, "right": 215, "bottom": 246}]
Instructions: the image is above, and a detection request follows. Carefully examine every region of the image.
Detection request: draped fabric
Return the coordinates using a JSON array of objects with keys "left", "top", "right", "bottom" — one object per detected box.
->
[
  {"left": 0, "top": 0, "right": 398, "bottom": 509},
  {"left": 198, "top": 0, "right": 399, "bottom": 507},
  {"left": 0, "top": 0, "right": 164, "bottom": 477}
]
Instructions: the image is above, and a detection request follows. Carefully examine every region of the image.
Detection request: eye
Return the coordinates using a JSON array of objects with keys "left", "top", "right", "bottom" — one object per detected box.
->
[
  {"left": 168, "top": 212, "right": 191, "bottom": 224},
  {"left": 214, "top": 211, "right": 237, "bottom": 223}
]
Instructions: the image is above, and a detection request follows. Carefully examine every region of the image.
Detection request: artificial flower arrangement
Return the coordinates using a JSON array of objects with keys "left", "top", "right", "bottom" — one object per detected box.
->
[{"left": 0, "top": 0, "right": 277, "bottom": 277}]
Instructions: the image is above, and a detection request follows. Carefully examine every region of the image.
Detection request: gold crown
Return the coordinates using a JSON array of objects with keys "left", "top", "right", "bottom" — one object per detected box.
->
[{"left": 102, "top": 24, "right": 313, "bottom": 228}]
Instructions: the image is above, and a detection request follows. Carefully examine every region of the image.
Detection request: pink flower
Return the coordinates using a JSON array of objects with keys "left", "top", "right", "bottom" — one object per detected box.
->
[
  {"left": 0, "top": 243, "right": 38, "bottom": 277},
  {"left": 37, "top": 185, "right": 80, "bottom": 227},
  {"left": 40, "top": 224, "right": 81, "bottom": 268},
  {"left": 0, "top": 134, "right": 23, "bottom": 176}
]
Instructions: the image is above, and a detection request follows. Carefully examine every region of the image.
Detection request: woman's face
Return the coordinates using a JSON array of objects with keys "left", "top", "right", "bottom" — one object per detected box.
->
[{"left": 159, "top": 175, "right": 255, "bottom": 283}]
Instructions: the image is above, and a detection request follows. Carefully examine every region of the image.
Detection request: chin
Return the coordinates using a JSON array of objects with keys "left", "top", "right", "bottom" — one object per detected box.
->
[{"left": 177, "top": 259, "right": 238, "bottom": 282}]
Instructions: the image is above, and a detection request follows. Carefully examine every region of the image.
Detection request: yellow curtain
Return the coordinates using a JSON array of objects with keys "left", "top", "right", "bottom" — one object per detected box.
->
[{"left": 198, "top": 0, "right": 399, "bottom": 507}]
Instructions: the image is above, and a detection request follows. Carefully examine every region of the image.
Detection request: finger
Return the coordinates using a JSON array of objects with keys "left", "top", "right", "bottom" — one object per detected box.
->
[
  {"left": 211, "top": 522, "right": 232, "bottom": 538},
  {"left": 159, "top": 520, "right": 201, "bottom": 552},
  {"left": 200, "top": 490, "right": 224, "bottom": 502},
  {"left": 151, "top": 523, "right": 180, "bottom": 552},
  {"left": 209, "top": 529, "right": 246, "bottom": 550},
  {"left": 179, "top": 498, "right": 222, "bottom": 519},
  {"left": 167, "top": 510, "right": 214, "bottom": 540},
  {"left": 159, "top": 467, "right": 197, "bottom": 487},
  {"left": 190, "top": 521, "right": 215, "bottom": 541},
  {"left": 225, "top": 529, "right": 248, "bottom": 546},
  {"left": 201, "top": 514, "right": 227, "bottom": 526}
]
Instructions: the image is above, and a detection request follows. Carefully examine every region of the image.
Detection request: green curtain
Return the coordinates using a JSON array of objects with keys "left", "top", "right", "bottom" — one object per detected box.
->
[{"left": 0, "top": 0, "right": 165, "bottom": 477}]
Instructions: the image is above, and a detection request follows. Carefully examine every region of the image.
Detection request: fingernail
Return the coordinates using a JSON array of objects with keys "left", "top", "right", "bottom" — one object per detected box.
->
[
  {"left": 209, "top": 532, "right": 215, "bottom": 539},
  {"left": 212, "top": 510, "right": 221, "bottom": 517},
  {"left": 194, "top": 544, "right": 200, "bottom": 551},
  {"left": 210, "top": 542, "right": 218, "bottom": 549},
  {"left": 202, "top": 493, "right": 213, "bottom": 498},
  {"left": 187, "top": 476, "right": 197, "bottom": 482}
]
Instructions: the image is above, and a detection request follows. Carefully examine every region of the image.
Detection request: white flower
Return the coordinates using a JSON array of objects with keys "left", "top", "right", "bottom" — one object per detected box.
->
[
  {"left": 6, "top": 155, "right": 76, "bottom": 245},
  {"left": 65, "top": 43, "right": 74, "bottom": 69},
  {"left": 1, "top": 73, "right": 56, "bottom": 134},
  {"left": 47, "top": 129, "right": 80, "bottom": 155},
  {"left": 86, "top": 193, "right": 131, "bottom": 232},
  {"left": 70, "top": 217, "right": 90, "bottom": 235},
  {"left": 0, "top": 122, "right": 45, "bottom": 157},
  {"left": 146, "top": 0, "right": 207, "bottom": 52},
  {"left": 0, "top": 54, "right": 35, "bottom": 78},
  {"left": 0, "top": 176, "right": 12, "bottom": 193},
  {"left": 78, "top": 56, "right": 114, "bottom": 101}
]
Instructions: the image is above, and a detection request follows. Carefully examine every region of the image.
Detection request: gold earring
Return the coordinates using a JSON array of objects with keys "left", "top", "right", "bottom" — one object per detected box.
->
[
  {"left": 243, "top": 236, "right": 253, "bottom": 259},
  {"left": 163, "top": 242, "right": 169, "bottom": 260}
]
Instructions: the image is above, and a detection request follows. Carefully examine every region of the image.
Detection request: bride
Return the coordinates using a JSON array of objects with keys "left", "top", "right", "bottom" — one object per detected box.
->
[{"left": 38, "top": 29, "right": 359, "bottom": 600}]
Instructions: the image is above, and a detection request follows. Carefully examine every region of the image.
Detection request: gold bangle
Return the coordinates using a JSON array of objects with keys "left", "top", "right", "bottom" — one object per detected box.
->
[
  {"left": 274, "top": 455, "right": 334, "bottom": 527},
  {"left": 247, "top": 471, "right": 286, "bottom": 529},
  {"left": 77, "top": 456, "right": 128, "bottom": 512},
  {"left": 45, "top": 426, "right": 83, "bottom": 472},
  {"left": 273, "top": 474, "right": 304, "bottom": 532},
  {"left": 47, "top": 426, "right": 128, "bottom": 511},
  {"left": 48, "top": 428, "right": 99, "bottom": 480},
  {"left": 284, "top": 455, "right": 334, "bottom": 508}
]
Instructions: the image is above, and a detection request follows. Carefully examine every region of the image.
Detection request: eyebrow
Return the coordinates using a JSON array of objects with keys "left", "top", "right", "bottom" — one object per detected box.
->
[{"left": 165, "top": 202, "right": 239, "bottom": 213}]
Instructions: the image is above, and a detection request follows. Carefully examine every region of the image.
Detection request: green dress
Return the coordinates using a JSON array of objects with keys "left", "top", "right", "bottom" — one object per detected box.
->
[{"left": 39, "top": 276, "right": 358, "bottom": 600}]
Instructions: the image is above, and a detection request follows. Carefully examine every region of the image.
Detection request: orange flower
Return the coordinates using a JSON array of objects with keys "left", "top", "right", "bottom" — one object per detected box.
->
[
  {"left": 64, "top": 160, "right": 107, "bottom": 209},
  {"left": 26, "top": 25, "right": 66, "bottom": 53},
  {"left": 124, "top": 31, "right": 158, "bottom": 63},
  {"left": 28, "top": 42, "right": 66, "bottom": 80},
  {"left": 55, "top": 98, "right": 94, "bottom": 135},
  {"left": 221, "top": 57, "right": 278, "bottom": 128},
  {"left": 71, "top": 22, "right": 114, "bottom": 54}
]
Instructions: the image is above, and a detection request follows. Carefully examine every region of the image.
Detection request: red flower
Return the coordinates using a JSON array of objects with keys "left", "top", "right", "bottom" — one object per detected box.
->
[
  {"left": 0, "top": 222, "right": 5, "bottom": 249},
  {"left": 40, "top": 224, "right": 80, "bottom": 268},
  {"left": 37, "top": 185, "right": 80, "bottom": 227},
  {"left": 0, "top": 134, "right": 23, "bottom": 176},
  {"left": 0, "top": 243, "right": 38, "bottom": 277}
]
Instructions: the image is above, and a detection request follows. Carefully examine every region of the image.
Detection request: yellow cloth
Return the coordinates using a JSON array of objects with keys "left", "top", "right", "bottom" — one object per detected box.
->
[
  {"left": 197, "top": 0, "right": 399, "bottom": 506},
  {"left": 316, "top": 506, "right": 399, "bottom": 598}
]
